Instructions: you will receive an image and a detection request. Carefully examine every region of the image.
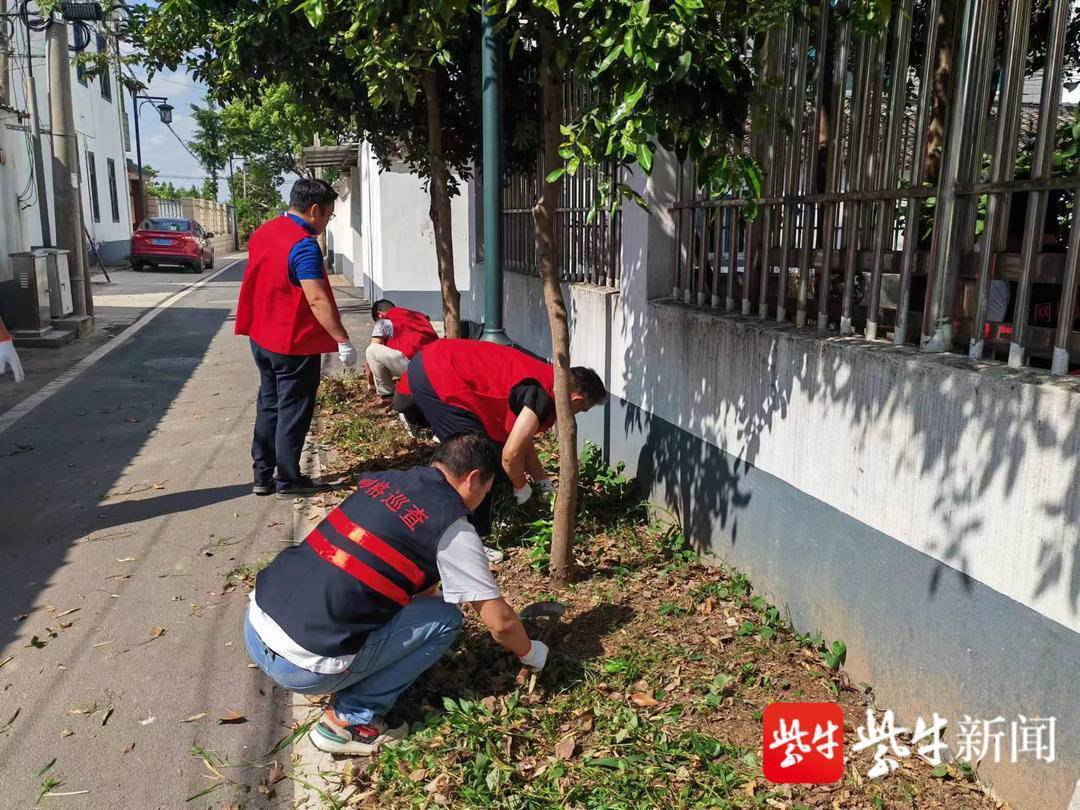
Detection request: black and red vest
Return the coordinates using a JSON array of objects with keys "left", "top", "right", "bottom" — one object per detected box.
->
[
  {"left": 417, "top": 339, "right": 556, "bottom": 443},
  {"left": 254, "top": 467, "right": 468, "bottom": 657},
  {"left": 235, "top": 215, "right": 339, "bottom": 356},
  {"left": 384, "top": 307, "right": 438, "bottom": 359}
]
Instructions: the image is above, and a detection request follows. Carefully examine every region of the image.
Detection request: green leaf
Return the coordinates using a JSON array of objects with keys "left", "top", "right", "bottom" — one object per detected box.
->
[
  {"left": 594, "top": 44, "right": 623, "bottom": 76},
  {"left": 609, "top": 81, "right": 646, "bottom": 126},
  {"left": 538, "top": 0, "right": 559, "bottom": 15},
  {"left": 931, "top": 764, "right": 950, "bottom": 779},
  {"left": 545, "top": 167, "right": 566, "bottom": 182},
  {"left": 674, "top": 0, "right": 703, "bottom": 9},
  {"left": 299, "top": 0, "right": 325, "bottom": 28},
  {"left": 635, "top": 142, "right": 653, "bottom": 173},
  {"left": 675, "top": 50, "right": 692, "bottom": 80}
]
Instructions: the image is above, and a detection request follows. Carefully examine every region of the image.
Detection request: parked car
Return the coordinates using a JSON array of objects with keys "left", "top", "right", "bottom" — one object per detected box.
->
[{"left": 130, "top": 218, "right": 215, "bottom": 273}]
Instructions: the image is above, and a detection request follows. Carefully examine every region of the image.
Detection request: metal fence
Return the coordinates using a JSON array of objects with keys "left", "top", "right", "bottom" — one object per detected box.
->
[
  {"left": 672, "top": 0, "right": 1080, "bottom": 375},
  {"left": 502, "top": 82, "right": 623, "bottom": 288}
]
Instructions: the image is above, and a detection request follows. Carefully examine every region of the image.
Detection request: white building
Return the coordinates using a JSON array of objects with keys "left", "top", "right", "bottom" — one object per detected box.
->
[
  {"left": 320, "top": 143, "right": 478, "bottom": 322},
  {"left": 0, "top": 15, "right": 133, "bottom": 296}
]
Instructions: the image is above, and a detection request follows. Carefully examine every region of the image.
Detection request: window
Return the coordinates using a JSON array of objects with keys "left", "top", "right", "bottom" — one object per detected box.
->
[
  {"left": 86, "top": 151, "right": 100, "bottom": 222},
  {"left": 97, "top": 34, "right": 112, "bottom": 101},
  {"left": 106, "top": 158, "right": 119, "bottom": 222},
  {"left": 76, "top": 58, "right": 88, "bottom": 86}
]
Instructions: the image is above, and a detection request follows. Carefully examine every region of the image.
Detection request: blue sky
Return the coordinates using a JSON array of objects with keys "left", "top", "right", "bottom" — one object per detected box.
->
[{"left": 125, "top": 62, "right": 227, "bottom": 200}]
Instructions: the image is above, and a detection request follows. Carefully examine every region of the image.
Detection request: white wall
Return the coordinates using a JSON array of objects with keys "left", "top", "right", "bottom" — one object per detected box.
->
[
  {"left": 350, "top": 145, "right": 473, "bottom": 320},
  {"left": 0, "top": 19, "right": 131, "bottom": 276}
]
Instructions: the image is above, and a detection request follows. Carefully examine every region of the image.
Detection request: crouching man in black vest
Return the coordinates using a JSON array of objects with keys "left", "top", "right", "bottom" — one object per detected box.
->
[{"left": 243, "top": 432, "right": 548, "bottom": 755}]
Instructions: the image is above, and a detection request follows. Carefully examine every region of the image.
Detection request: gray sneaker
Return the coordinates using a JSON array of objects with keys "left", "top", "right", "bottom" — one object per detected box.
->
[{"left": 309, "top": 713, "right": 409, "bottom": 756}]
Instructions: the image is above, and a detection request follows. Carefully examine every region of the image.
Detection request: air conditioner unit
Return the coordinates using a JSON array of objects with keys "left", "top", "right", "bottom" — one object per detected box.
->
[
  {"left": 47, "top": 250, "right": 74, "bottom": 318},
  {"left": 7, "top": 251, "right": 52, "bottom": 335}
]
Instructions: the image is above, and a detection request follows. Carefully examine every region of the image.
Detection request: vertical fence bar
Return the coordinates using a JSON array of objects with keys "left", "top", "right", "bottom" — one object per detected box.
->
[
  {"left": 797, "top": 0, "right": 830, "bottom": 327},
  {"left": 838, "top": 33, "right": 872, "bottom": 335},
  {"left": 672, "top": 165, "right": 684, "bottom": 299},
  {"left": 761, "top": 20, "right": 792, "bottom": 318},
  {"left": 1053, "top": 202, "right": 1080, "bottom": 374},
  {"left": 742, "top": 30, "right": 770, "bottom": 315},
  {"left": 816, "top": 11, "right": 851, "bottom": 330},
  {"left": 1009, "top": 0, "right": 1068, "bottom": 367},
  {"left": 922, "top": 0, "right": 999, "bottom": 352},
  {"left": 696, "top": 203, "right": 709, "bottom": 306},
  {"left": 894, "top": 0, "right": 942, "bottom": 345},
  {"left": 777, "top": 17, "right": 810, "bottom": 323},
  {"left": 969, "top": 0, "right": 1030, "bottom": 359},
  {"left": 711, "top": 203, "right": 724, "bottom": 308},
  {"left": 865, "top": 0, "right": 912, "bottom": 340},
  {"left": 726, "top": 207, "right": 739, "bottom": 311}
]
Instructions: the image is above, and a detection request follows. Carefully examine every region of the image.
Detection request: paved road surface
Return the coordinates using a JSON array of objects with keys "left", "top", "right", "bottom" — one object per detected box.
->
[{"left": 0, "top": 259, "right": 311, "bottom": 807}]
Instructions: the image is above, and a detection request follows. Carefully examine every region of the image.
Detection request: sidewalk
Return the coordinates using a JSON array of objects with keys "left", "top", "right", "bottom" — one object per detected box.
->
[{"left": 0, "top": 255, "right": 246, "bottom": 418}]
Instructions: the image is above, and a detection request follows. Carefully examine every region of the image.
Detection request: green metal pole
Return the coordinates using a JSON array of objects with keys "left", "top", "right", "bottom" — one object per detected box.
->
[{"left": 480, "top": 1, "right": 509, "bottom": 344}]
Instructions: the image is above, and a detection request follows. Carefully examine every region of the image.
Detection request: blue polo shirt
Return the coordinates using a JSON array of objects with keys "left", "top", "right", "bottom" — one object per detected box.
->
[{"left": 285, "top": 213, "right": 324, "bottom": 286}]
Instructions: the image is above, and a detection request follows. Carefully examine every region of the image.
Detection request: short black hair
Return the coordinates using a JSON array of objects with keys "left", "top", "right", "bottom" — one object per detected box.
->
[
  {"left": 289, "top": 177, "right": 337, "bottom": 212},
  {"left": 432, "top": 432, "right": 499, "bottom": 483},
  {"left": 570, "top": 367, "right": 607, "bottom": 407},
  {"left": 371, "top": 298, "right": 395, "bottom": 321}
]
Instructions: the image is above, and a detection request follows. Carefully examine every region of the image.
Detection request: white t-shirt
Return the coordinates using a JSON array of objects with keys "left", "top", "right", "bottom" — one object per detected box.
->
[
  {"left": 371, "top": 319, "right": 394, "bottom": 339},
  {"left": 247, "top": 517, "right": 500, "bottom": 674}
]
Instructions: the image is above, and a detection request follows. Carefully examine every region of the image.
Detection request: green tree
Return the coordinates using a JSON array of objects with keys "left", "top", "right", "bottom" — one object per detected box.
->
[
  {"left": 190, "top": 99, "right": 227, "bottom": 199},
  {"left": 133, "top": 0, "right": 536, "bottom": 338},
  {"left": 492, "top": 0, "right": 767, "bottom": 586},
  {"left": 228, "top": 159, "right": 285, "bottom": 238}
]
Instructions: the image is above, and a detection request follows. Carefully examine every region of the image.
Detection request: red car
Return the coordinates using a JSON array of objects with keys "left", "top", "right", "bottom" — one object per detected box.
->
[{"left": 130, "top": 218, "right": 215, "bottom": 273}]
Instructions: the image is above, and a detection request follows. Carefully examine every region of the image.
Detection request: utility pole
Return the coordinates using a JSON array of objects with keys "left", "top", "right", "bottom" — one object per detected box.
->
[
  {"left": 47, "top": 15, "right": 92, "bottom": 321},
  {"left": 312, "top": 132, "right": 327, "bottom": 259},
  {"left": 479, "top": 1, "right": 508, "bottom": 344}
]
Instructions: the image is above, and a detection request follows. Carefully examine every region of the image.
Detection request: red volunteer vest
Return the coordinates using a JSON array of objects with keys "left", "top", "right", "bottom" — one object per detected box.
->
[
  {"left": 420, "top": 339, "right": 556, "bottom": 443},
  {"left": 384, "top": 307, "right": 438, "bottom": 359},
  {"left": 235, "top": 216, "right": 339, "bottom": 356}
]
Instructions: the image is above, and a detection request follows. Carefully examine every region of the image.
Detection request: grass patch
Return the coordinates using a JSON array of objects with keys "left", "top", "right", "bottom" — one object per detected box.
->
[{"left": 308, "top": 386, "right": 998, "bottom": 809}]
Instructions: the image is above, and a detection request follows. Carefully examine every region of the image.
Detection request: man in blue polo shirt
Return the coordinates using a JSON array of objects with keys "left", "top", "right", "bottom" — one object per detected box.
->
[{"left": 236, "top": 178, "right": 358, "bottom": 499}]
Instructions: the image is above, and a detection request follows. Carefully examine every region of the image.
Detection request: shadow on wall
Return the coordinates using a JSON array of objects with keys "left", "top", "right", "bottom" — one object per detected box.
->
[{"left": 618, "top": 294, "right": 1080, "bottom": 619}]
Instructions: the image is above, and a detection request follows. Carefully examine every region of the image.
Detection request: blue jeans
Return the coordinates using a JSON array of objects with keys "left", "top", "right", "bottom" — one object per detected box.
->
[
  {"left": 249, "top": 340, "right": 322, "bottom": 489},
  {"left": 243, "top": 597, "right": 462, "bottom": 726}
]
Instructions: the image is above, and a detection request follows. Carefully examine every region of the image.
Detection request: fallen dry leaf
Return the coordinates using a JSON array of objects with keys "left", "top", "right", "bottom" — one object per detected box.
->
[
  {"left": 218, "top": 711, "right": 247, "bottom": 724},
  {"left": 116, "top": 557, "right": 136, "bottom": 563},
  {"left": 630, "top": 691, "right": 659, "bottom": 708},
  {"left": 480, "top": 696, "right": 497, "bottom": 713},
  {"left": 407, "top": 768, "right": 428, "bottom": 783},
  {"left": 700, "top": 596, "right": 716, "bottom": 615},
  {"left": 267, "top": 760, "right": 285, "bottom": 786},
  {"left": 424, "top": 773, "right": 450, "bottom": 794},
  {"left": 181, "top": 712, "right": 208, "bottom": 723},
  {"left": 61, "top": 728, "right": 73, "bottom": 738},
  {"left": 149, "top": 626, "right": 165, "bottom": 638},
  {"left": 139, "top": 714, "right": 156, "bottom": 726},
  {"left": 554, "top": 736, "right": 576, "bottom": 760}
]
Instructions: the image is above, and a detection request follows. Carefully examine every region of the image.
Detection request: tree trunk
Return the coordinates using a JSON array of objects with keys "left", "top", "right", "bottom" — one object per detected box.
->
[
  {"left": 535, "top": 22, "right": 577, "bottom": 589},
  {"left": 421, "top": 68, "right": 462, "bottom": 339}
]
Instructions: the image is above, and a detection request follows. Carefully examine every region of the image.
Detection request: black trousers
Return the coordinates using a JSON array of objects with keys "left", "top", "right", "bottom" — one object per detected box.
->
[
  {"left": 250, "top": 339, "right": 322, "bottom": 489},
  {"left": 397, "top": 354, "right": 498, "bottom": 535}
]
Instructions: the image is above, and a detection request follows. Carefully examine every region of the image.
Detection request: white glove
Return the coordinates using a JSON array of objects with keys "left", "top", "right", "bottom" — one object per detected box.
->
[
  {"left": 534, "top": 479, "right": 555, "bottom": 495},
  {"left": 518, "top": 639, "right": 549, "bottom": 671},
  {"left": 337, "top": 341, "right": 357, "bottom": 367},
  {"left": 513, "top": 482, "right": 533, "bottom": 505},
  {"left": 0, "top": 340, "right": 24, "bottom": 383}
]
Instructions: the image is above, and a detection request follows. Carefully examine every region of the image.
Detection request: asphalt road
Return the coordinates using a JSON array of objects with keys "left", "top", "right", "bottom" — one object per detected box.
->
[{"left": 0, "top": 258, "right": 306, "bottom": 808}]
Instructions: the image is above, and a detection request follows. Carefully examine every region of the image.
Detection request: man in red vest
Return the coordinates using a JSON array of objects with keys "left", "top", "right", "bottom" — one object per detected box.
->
[
  {"left": 244, "top": 432, "right": 549, "bottom": 755},
  {"left": 395, "top": 339, "right": 606, "bottom": 533},
  {"left": 365, "top": 298, "right": 439, "bottom": 403},
  {"left": 235, "top": 178, "right": 358, "bottom": 499}
]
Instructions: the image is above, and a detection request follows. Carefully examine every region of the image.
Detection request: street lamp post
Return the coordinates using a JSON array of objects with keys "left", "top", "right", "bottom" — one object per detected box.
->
[
  {"left": 479, "top": 0, "right": 509, "bottom": 344},
  {"left": 131, "top": 89, "right": 173, "bottom": 224}
]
